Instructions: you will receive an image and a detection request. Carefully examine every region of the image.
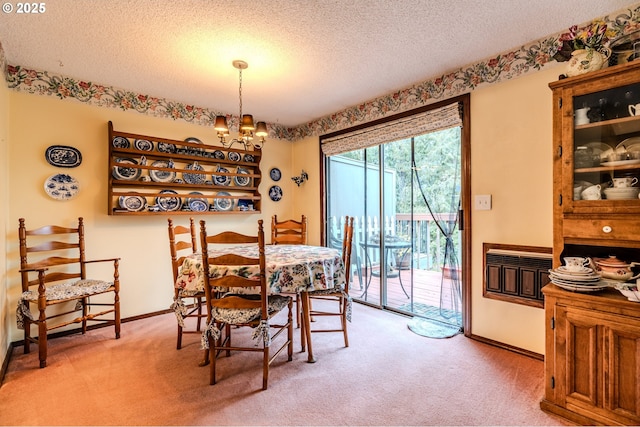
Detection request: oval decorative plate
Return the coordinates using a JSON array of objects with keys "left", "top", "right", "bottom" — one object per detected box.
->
[
  {"left": 243, "top": 154, "right": 255, "bottom": 163},
  {"left": 112, "top": 158, "right": 141, "bottom": 181},
  {"left": 118, "top": 194, "right": 147, "bottom": 211},
  {"left": 112, "top": 136, "right": 130, "bottom": 149},
  {"left": 134, "top": 139, "right": 154, "bottom": 151},
  {"left": 187, "top": 192, "right": 209, "bottom": 212},
  {"left": 214, "top": 191, "right": 234, "bottom": 211},
  {"left": 149, "top": 160, "right": 176, "bottom": 183},
  {"left": 157, "top": 142, "right": 177, "bottom": 154},
  {"left": 228, "top": 151, "right": 241, "bottom": 162},
  {"left": 156, "top": 189, "right": 182, "bottom": 211},
  {"left": 234, "top": 167, "right": 251, "bottom": 187},
  {"left": 270, "top": 167, "right": 281, "bottom": 181},
  {"left": 183, "top": 162, "right": 206, "bottom": 185},
  {"left": 269, "top": 185, "right": 283, "bottom": 202},
  {"left": 45, "top": 145, "right": 82, "bottom": 168},
  {"left": 44, "top": 173, "right": 80, "bottom": 200},
  {"left": 212, "top": 166, "right": 231, "bottom": 186}
]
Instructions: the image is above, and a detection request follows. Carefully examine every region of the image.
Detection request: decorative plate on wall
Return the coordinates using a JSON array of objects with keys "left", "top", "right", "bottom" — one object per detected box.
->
[
  {"left": 45, "top": 145, "right": 82, "bottom": 168},
  {"left": 149, "top": 160, "right": 176, "bottom": 183},
  {"left": 112, "top": 158, "right": 141, "bottom": 181},
  {"left": 270, "top": 167, "right": 281, "bottom": 181},
  {"left": 112, "top": 136, "right": 130, "bottom": 149},
  {"left": 269, "top": 185, "right": 283, "bottom": 202},
  {"left": 44, "top": 173, "right": 80, "bottom": 200},
  {"left": 157, "top": 142, "right": 176, "bottom": 153},
  {"left": 155, "top": 189, "right": 182, "bottom": 211},
  {"left": 214, "top": 191, "right": 234, "bottom": 211},
  {"left": 134, "top": 139, "right": 154, "bottom": 151},
  {"left": 118, "top": 194, "right": 147, "bottom": 211}
]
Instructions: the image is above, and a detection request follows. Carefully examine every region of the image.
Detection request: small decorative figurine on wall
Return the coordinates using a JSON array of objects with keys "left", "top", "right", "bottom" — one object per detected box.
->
[{"left": 291, "top": 170, "right": 308, "bottom": 187}]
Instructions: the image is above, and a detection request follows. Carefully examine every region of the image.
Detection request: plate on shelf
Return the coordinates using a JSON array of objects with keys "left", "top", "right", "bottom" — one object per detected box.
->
[
  {"left": 269, "top": 185, "right": 283, "bottom": 202},
  {"left": 44, "top": 173, "right": 80, "bottom": 200},
  {"left": 551, "top": 280, "right": 611, "bottom": 293},
  {"left": 234, "top": 167, "right": 251, "bottom": 187},
  {"left": 270, "top": 167, "right": 281, "bottom": 181},
  {"left": 243, "top": 154, "right": 255, "bottom": 163},
  {"left": 112, "top": 136, "right": 130, "bottom": 149},
  {"left": 156, "top": 189, "right": 182, "bottom": 212},
  {"left": 186, "top": 192, "right": 209, "bottom": 212},
  {"left": 45, "top": 145, "right": 82, "bottom": 168},
  {"left": 212, "top": 150, "right": 225, "bottom": 160},
  {"left": 214, "top": 191, "right": 234, "bottom": 211},
  {"left": 112, "top": 158, "right": 141, "bottom": 181},
  {"left": 157, "top": 142, "right": 177, "bottom": 153},
  {"left": 212, "top": 166, "right": 231, "bottom": 186},
  {"left": 600, "top": 159, "right": 640, "bottom": 167},
  {"left": 184, "top": 137, "right": 202, "bottom": 144},
  {"left": 134, "top": 139, "right": 154, "bottom": 151},
  {"left": 118, "top": 194, "right": 146, "bottom": 212},
  {"left": 149, "top": 160, "right": 176, "bottom": 183},
  {"left": 228, "top": 151, "right": 241, "bottom": 162},
  {"left": 183, "top": 162, "right": 206, "bottom": 185}
]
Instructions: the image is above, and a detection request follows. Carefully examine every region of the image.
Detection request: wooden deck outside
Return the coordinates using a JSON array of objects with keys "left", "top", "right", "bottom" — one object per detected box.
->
[{"left": 349, "top": 265, "right": 462, "bottom": 324}]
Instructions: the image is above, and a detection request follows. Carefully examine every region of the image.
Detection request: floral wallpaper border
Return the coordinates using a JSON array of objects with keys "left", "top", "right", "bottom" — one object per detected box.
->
[{"left": 3, "top": 4, "right": 640, "bottom": 142}]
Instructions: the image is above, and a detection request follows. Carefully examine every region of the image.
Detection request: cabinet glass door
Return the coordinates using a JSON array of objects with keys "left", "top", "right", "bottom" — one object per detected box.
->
[{"left": 572, "top": 82, "right": 640, "bottom": 206}]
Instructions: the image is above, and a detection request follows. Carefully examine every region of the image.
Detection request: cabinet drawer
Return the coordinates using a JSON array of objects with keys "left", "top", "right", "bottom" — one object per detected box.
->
[{"left": 563, "top": 218, "right": 640, "bottom": 241}]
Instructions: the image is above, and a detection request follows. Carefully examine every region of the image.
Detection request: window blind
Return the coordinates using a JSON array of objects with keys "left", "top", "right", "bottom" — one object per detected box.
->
[{"left": 321, "top": 102, "right": 462, "bottom": 156}]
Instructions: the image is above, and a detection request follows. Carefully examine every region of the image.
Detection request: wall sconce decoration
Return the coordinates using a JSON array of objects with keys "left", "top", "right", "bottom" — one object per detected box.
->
[{"left": 291, "top": 170, "right": 308, "bottom": 187}]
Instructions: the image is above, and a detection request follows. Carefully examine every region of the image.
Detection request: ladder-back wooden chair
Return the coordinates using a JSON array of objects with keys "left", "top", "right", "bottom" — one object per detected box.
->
[
  {"left": 271, "top": 215, "right": 307, "bottom": 245},
  {"left": 17, "top": 217, "right": 121, "bottom": 368},
  {"left": 200, "top": 219, "right": 294, "bottom": 390},
  {"left": 302, "top": 216, "right": 354, "bottom": 363},
  {"left": 168, "top": 218, "right": 206, "bottom": 350}
]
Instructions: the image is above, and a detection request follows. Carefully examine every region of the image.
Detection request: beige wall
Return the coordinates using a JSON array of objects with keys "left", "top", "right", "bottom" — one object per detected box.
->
[
  {"left": 1, "top": 62, "right": 561, "bottom": 365},
  {"left": 5, "top": 92, "right": 296, "bottom": 343}
]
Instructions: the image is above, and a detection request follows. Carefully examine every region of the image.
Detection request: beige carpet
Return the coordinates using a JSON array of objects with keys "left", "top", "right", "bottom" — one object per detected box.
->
[{"left": 0, "top": 301, "right": 569, "bottom": 426}]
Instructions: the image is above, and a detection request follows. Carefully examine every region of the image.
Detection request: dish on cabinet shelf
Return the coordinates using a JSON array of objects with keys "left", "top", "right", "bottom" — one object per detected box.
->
[
  {"left": 118, "top": 194, "right": 147, "bottom": 212},
  {"left": 156, "top": 189, "right": 182, "bottom": 212},
  {"left": 600, "top": 159, "right": 640, "bottom": 167},
  {"left": 212, "top": 166, "right": 231, "bottom": 186},
  {"left": 269, "top": 185, "right": 283, "bottom": 201},
  {"left": 134, "top": 139, "right": 154, "bottom": 151},
  {"left": 44, "top": 173, "right": 80, "bottom": 200},
  {"left": 112, "top": 136, "right": 130, "bottom": 149},
  {"left": 112, "top": 158, "right": 141, "bottom": 181},
  {"left": 234, "top": 167, "right": 251, "bottom": 187},
  {"left": 243, "top": 154, "right": 255, "bottom": 163},
  {"left": 213, "top": 191, "right": 233, "bottom": 211},
  {"left": 603, "top": 187, "right": 640, "bottom": 200},
  {"left": 187, "top": 192, "right": 209, "bottom": 212},
  {"left": 183, "top": 162, "right": 206, "bottom": 185},
  {"left": 157, "top": 142, "right": 176, "bottom": 154},
  {"left": 149, "top": 160, "right": 176, "bottom": 183},
  {"left": 212, "top": 150, "right": 225, "bottom": 160},
  {"left": 227, "top": 152, "right": 241, "bottom": 162}
]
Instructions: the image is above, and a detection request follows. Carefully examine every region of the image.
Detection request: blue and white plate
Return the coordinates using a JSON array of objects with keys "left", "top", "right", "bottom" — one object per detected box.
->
[
  {"left": 134, "top": 139, "right": 154, "bottom": 151},
  {"left": 112, "top": 158, "right": 141, "bottom": 181},
  {"left": 156, "top": 190, "right": 182, "bottom": 212},
  {"left": 228, "top": 151, "right": 241, "bottom": 162},
  {"left": 157, "top": 142, "right": 177, "bottom": 154},
  {"left": 44, "top": 173, "right": 80, "bottom": 200},
  {"left": 212, "top": 150, "right": 225, "bottom": 160},
  {"left": 45, "top": 145, "right": 82, "bottom": 168},
  {"left": 118, "top": 194, "right": 146, "bottom": 212},
  {"left": 187, "top": 192, "right": 209, "bottom": 212},
  {"left": 269, "top": 185, "right": 283, "bottom": 202},
  {"left": 243, "top": 154, "right": 255, "bottom": 163},
  {"left": 183, "top": 162, "right": 206, "bottom": 185},
  {"left": 214, "top": 191, "right": 234, "bottom": 211},
  {"left": 212, "top": 166, "right": 231, "bottom": 186},
  {"left": 234, "top": 167, "right": 251, "bottom": 187},
  {"left": 270, "top": 167, "right": 281, "bottom": 181},
  {"left": 112, "top": 136, "right": 130, "bottom": 149},
  {"left": 149, "top": 160, "right": 176, "bottom": 183}
]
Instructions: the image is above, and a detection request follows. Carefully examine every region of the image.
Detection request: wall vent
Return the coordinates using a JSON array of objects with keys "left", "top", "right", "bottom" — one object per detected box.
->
[{"left": 483, "top": 243, "right": 552, "bottom": 309}]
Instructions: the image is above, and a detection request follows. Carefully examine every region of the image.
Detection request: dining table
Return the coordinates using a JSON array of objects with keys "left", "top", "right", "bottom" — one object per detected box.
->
[{"left": 172, "top": 244, "right": 347, "bottom": 362}]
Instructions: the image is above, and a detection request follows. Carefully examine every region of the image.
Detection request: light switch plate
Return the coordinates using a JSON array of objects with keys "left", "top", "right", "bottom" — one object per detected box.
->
[{"left": 475, "top": 194, "right": 492, "bottom": 210}]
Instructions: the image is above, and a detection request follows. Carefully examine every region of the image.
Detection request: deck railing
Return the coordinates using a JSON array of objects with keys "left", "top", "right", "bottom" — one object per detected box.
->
[{"left": 329, "top": 213, "right": 459, "bottom": 273}]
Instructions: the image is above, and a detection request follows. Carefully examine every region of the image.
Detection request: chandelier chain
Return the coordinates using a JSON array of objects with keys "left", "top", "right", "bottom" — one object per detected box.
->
[{"left": 238, "top": 67, "right": 243, "bottom": 121}]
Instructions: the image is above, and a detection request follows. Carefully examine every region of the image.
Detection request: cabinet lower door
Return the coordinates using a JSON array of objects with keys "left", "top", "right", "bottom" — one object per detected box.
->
[{"left": 604, "top": 322, "right": 640, "bottom": 422}]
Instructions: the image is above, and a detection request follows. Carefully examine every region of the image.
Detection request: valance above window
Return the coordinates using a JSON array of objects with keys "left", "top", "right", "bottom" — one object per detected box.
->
[{"left": 320, "top": 102, "right": 462, "bottom": 156}]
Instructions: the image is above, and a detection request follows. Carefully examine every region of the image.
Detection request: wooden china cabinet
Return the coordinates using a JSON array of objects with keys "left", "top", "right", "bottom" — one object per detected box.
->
[{"left": 540, "top": 61, "right": 640, "bottom": 425}]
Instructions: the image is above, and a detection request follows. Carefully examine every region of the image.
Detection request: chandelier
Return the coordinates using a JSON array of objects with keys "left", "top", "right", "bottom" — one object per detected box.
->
[{"left": 214, "top": 60, "right": 268, "bottom": 150}]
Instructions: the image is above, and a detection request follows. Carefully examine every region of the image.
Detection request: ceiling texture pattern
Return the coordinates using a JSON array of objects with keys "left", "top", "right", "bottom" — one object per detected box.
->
[{"left": 0, "top": 0, "right": 638, "bottom": 139}]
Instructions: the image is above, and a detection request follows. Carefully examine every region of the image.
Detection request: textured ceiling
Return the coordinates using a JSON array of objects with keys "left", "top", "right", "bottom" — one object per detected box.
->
[{"left": 0, "top": 0, "right": 635, "bottom": 127}]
